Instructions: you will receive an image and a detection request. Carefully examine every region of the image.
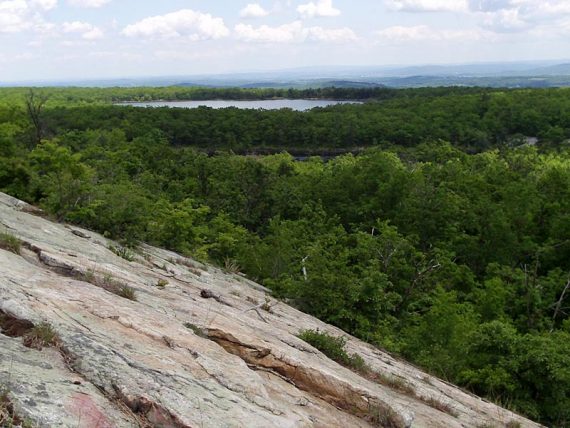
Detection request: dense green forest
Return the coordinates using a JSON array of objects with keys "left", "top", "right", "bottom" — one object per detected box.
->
[
  {"left": 2, "top": 86, "right": 569, "bottom": 152},
  {"left": 1, "top": 87, "right": 570, "bottom": 426}
]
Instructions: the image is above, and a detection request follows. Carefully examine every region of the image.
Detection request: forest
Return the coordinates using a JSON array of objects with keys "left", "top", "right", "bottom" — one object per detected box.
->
[{"left": 1, "top": 86, "right": 570, "bottom": 427}]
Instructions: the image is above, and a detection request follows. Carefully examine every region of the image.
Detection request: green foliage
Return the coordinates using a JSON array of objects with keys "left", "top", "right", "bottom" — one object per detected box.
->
[
  {"left": 0, "top": 232, "right": 21, "bottom": 254},
  {"left": 3, "top": 86, "right": 570, "bottom": 425},
  {"left": 99, "top": 274, "right": 137, "bottom": 301},
  {"left": 116, "top": 284, "right": 136, "bottom": 301},
  {"left": 298, "top": 329, "right": 366, "bottom": 371},
  {"left": 29, "top": 141, "right": 93, "bottom": 220},
  {"left": 109, "top": 244, "right": 135, "bottom": 262},
  {"left": 184, "top": 322, "right": 206, "bottom": 337}
]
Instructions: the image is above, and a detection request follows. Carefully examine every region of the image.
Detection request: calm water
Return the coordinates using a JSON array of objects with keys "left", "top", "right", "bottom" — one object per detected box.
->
[{"left": 122, "top": 99, "right": 360, "bottom": 111}]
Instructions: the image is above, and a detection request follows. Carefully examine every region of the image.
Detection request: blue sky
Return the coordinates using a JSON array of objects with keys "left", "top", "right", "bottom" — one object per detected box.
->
[{"left": 1, "top": 0, "right": 570, "bottom": 81}]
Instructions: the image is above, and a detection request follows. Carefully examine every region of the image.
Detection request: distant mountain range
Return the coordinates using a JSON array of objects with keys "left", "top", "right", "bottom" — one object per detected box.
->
[{"left": 3, "top": 60, "right": 570, "bottom": 88}]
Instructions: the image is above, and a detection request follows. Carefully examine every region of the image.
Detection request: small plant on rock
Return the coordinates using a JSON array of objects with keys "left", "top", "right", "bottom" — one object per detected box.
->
[
  {"left": 156, "top": 279, "right": 168, "bottom": 288},
  {"left": 117, "top": 284, "right": 136, "bottom": 300},
  {"left": 109, "top": 245, "right": 135, "bottom": 262},
  {"left": 368, "top": 403, "right": 405, "bottom": 428},
  {"left": 223, "top": 258, "right": 240, "bottom": 274},
  {"left": 184, "top": 322, "right": 206, "bottom": 338},
  {"left": 261, "top": 297, "right": 274, "bottom": 313},
  {"left": 422, "top": 396, "right": 458, "bottom": 417},
  {"left": 298, "top": 329, "right": 365, "bottom": 371},
  {"left": 22, "top": 322, "right": 59, "bottom": 350},
  {"left": 0, "top": 232, "right": 22, "bottom": 255},
  {"left": 369, "top": 371, "right": 415, "bottom": 396},
  {"left": 100, "top": 273, "right": 137, "bottom": 301}
]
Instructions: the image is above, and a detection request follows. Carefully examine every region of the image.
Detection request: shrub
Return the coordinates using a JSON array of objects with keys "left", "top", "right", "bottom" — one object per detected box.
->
[
  {"left": 0, "top": 232, "right": 22, "bottom": 254},
  {"left": 298, "top": 329, "right": 365, "bottom": 371},
  {"left": 109, "top": 245, "right": 135, "bottom": 262},
  {"left": 299, "top": 330, "right": 423, "bottom": 400}
]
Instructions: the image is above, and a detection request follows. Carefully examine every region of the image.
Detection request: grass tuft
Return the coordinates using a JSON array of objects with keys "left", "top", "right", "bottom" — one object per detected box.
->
[
  {"left": 223, "top": 258, "right": 241, "bottom": 274},
  {"left": 369, "top": 371, "right": 416, "bottom": 396},
  {"left": 0, "top": 232, "right": 22, "bottom": 255},
  {"left": 116, "top": 284, "right": 136, "bottom": 300},
  {"left": 422, "top": 396, "right": 459, "bottom": 417},
  {"left": 81, "top": 271, "right": 137, "bottom": 301},
  {"left": 367, "top": 404, "right": 406, "bottom": 428},
  {"left": 22, "top": 322, "right": 59, "bottom": 350}
]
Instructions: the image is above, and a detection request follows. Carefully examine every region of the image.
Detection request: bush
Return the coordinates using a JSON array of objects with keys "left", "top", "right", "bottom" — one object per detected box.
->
[
  {"left": 109, "top": 245, "right": 135, "bottom": 262},
  {"left": 298, "top": 329, "right": 365, "bottom": 371}
]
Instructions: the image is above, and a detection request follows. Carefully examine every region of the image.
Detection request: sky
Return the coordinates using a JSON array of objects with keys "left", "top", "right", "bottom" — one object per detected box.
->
[{"left": 1, "top": 0, "right": 570, "bottom": 82}]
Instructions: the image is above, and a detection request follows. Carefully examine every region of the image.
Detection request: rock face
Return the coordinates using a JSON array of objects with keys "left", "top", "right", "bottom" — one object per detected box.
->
[{"left": 0, "top": 192, "right": 543, "bottom": 428}]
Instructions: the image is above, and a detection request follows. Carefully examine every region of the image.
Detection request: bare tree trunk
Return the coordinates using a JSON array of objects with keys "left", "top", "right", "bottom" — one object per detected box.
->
[
  {"left": 25, "top": 89, "right": 48, "bottom": 147},
  {"left": 551, "top": 276, "right": 570, "bottom": 332},
  {"left": 301, "top": 256, "right": 309, "bottom": 281}
]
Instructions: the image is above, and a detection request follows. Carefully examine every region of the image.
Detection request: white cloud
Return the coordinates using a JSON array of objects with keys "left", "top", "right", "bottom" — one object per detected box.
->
[
  {"left": 67, "top": 0, "right": 110, "bottom": 7},
  {"left": 0, "top": 1, "right": 29, "bottom": 33},
  {"left": 481, "top": 8, "right": 528, "bottom": 32},
  {"left": 62, "top": 20, "right": 104, "bottom": 39},
  {"left": 387, "top": 0, "right": 468, "bottom": 12},
  {"left": 297, "top": 0, "right": 340, "bottom": 19},
  {"left": 387, "top": 0, "right": 570, "bottom": 36},
  {"left": 62, "top": 20, "right": 91, "bottom": 32},
  {"left": 122, "top": 9, "right": 230, "bottom": 40},
  {"left": 376, "top": 24, "right": 488, "bottom": 42},
  {"left": 239, "top": 3, "right": 269, "bottom": 18},
  {"left": 235, "top": 21, "right": 304, "bottom": 43},
  {"left": 306, "top": 26, "right": 357, "bottom": 42},
  {"left": 0, "top": 0, "right": 55, "bottom": 33},
  {"left": 82, "top": 26, "right": 103, "bottom": 39},
  {"left": 30, "top": 0, "right": 57, "bottom": 10},
  {"left": 468, "top": 0, "right": 570, "bottom": 32},
  {"left": 234, "top": 20, "right": 356, "bottom": 43}
]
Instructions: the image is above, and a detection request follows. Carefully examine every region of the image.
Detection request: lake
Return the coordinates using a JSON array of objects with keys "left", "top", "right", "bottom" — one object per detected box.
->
[{"left": 121, "top": 99, "right": 360, "bottom": 111}]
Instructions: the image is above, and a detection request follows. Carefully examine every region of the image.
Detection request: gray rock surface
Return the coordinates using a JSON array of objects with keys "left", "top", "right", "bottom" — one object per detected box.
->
[{"left": 0, "top": 192, "right": 543, "bottom": 427}]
